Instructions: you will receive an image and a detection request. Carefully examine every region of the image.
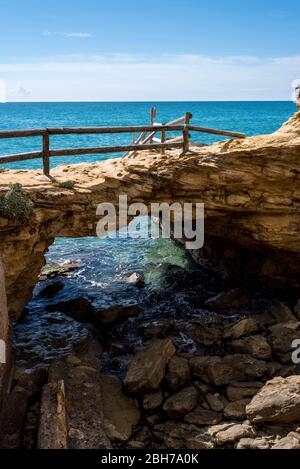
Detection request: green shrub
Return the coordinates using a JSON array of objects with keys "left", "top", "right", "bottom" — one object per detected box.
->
[
  {"left": 55, "top": 180, "right": 75, "bottom": 190},
  {"left": 0, "top": 183, "right": 33, "bottom": 222}
]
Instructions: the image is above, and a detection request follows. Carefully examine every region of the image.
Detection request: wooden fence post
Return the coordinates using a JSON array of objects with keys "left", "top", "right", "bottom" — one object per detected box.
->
[
  {"left": 182, "top": 112, "right": 191, "bottom": 154},
  {"left": 42, "top": 132, "right": 50, "bottom": 176},
  {"left": 161, "top": 127, "right": 166, "bottom": 155},
  {"left": 150, "top": 107, "right": 157, "bottom": 143}
]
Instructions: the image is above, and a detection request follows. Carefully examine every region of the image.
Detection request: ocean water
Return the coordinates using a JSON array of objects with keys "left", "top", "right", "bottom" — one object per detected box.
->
[
  {"left": 1, "top": 102, "right": 295, "bottom": 316},
  {"left": 0, "top": 101, "right": 294, "bottom": 170}
]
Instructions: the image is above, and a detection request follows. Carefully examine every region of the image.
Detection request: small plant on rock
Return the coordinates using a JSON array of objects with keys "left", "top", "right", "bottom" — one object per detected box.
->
[
  {"left": 55, "top": 180, "right": 75, "bottom": 190},
  {"left": 0, "top": 183, "right": 33, "bottom": 222}
]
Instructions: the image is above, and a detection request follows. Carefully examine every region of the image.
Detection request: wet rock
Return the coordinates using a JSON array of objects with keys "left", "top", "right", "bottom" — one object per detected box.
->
[
  {"left": 125, "top": 272, "right": 145, "bottom": 289},
  {"left": 205, "top": 289, "right": 249, "bottom": 311},
  {"left": 214, "top": 422, "right": 255, "bottom": 446},
  {"left": 223, "top": 399, "right": 251, "bottom": 420},
  {"left": 190, "top": 320, "right": 223, "bottom": 346},
  {"left": 236, "top": 437, "right": 270, "bottom": 450},
  {"left": 124, "top": 339, "right": 176, "bottom": 394},
  {"left": 190, "top": 354, "right": 267, "bottom": 386},
  {"left": 14, "top": 311, "right": 92, "bottom": 368},
  {"left": 184, "top": 407, "right": 223, "bottom": 426},
  {"left": 101, "top": 374, "right": 140, "bottom": 443},
  {"left": 268, "top": 321, "right": 300, "bottom": 363},
  {"left": 163, "top": 386, "right": 199, "bottom": 418},
  {"left": 267, "top": 301, "right": 297, "bottom": 323},
  {"left": 0, "top": 385, "right": 29, "bottom": 449},
  {"left": 206, "top": 393, "right": 228, "bottom": 412},
  {"left": 97, "top": 304, "right": 140, "bottom": 325},
  {"left": 223, "top": 318, "right": 259, "bottom": 341},
  {"left": 142, "top": 320, "right": 175, "bottom": 339},
  {"left": 186, "top": 434, "right": 215, "bottom": 449},
  {"left": 38, "top": 380, "right": 67, "bottom": 449},
  {"left": 226, "top": 381, "right": 263, "bottom": 402},
  {"left": 39, "top": 262, "right": 80, "bottom": 281},
  {"left": 165, "top": 356, "right": 190, "bottom": 390},
  {"left": 143, "top": 390, "right": 164, "bottom": 411},
  {"left": 46, "top": 297, "right": 94, "bottom": 322},
  {"left": 247, "top": 376, "right": 300, "bottom": 424},
  {"left": 272, "top": 432, "right": 300, "bottom": 449},
  {"left": 39, "top": 281, "right": 64, "bottom": 298},
  {"left": 190, "top": 356, "right": 241, "bottom": 386},
  {"left": 231, "top": 335, "right": 272, "bottom": 360}
]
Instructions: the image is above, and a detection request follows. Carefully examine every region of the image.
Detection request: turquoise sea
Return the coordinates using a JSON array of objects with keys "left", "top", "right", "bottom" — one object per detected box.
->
[{"left": 0, "top": 102, "right": 295, "bottom": 316}]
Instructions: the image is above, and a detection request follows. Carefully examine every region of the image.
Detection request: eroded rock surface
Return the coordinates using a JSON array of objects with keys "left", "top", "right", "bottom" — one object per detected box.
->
[
  {"left": 1, "top": 112, "right": 300, "bottom": 323},
  {"left": 246, "top": 376, "right": 300, "bottom": 424}
]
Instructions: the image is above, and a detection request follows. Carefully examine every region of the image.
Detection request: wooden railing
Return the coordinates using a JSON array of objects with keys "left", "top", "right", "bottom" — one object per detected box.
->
[{"left": 0, "top": 110, "right": 245, "bottom": 177}]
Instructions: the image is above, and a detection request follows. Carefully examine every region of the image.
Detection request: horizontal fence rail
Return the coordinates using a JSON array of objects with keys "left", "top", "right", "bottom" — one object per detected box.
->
[
  {"left": 0, "top": 124, "right": 185, "bottom": 139},
  {"left": 0, "top": 110, "right": 246, "bottom": 177},
  {"left": 188, "top": 125, "right": 246, "bottom": 139},
  {"left": 49, "top": 142, "right": 184, "bottom": 158}
]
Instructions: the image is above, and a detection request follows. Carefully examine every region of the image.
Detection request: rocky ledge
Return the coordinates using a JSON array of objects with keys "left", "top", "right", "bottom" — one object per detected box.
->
[{"left": 1, "top": 111, "right": 300, "bottom": 321}]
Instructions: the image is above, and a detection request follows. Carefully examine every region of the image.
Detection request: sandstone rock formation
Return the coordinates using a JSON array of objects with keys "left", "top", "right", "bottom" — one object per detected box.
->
[
  {"left": 124, "top": 339, "right": 175, "bottom": 393},
  {"left": 246, "top": 376, "right": 300, "bottom": 424},
  {"left": 0, "top": 111, "right": 300, "bottom": 324}
]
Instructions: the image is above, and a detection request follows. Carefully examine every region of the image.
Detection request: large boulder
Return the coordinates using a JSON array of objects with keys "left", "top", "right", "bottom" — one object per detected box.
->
[
  {"left": 100, "top": 375, "right": 140, "bottom": 443},
  {"left": 224, "top": 318, "right": 259, "bottom": 341},
  {"left": 163, "top": 387, "right": 199, "bottom": 418},
  {"left": 226, "top": 381, "right": 263, "bottom": 402},
  {"left": 38, "top": 380, "right": 67, "bottom": 450},
  {"left": 190, "top": 354, "right": 267, "bottom": 386},
  {"left": 165, "top": 356, "right": 190, "bottom": 390},
  {"left": 246, "top": 376, "right": 300, "bottom": 424},
  {"left": 124, "top": 339, "right": 176, "bottom": 393},
  {"left": 231, "top": 335, "right": 272, "bottom": 360},
  {"left": 213, "top": 423, "right": 256, "bottom": 446}
]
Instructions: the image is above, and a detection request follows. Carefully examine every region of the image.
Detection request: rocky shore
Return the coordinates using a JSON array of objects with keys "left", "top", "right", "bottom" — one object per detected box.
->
[{"left": 1, "top": 261, "right": 300, "bottom": 450}]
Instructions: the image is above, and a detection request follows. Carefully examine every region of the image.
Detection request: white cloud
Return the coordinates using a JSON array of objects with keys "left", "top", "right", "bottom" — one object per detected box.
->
[
  {"left": 0, "top": 54, "right": 299, "bottom": 101},
  {"left": 0, "top": 80, "right": 6, "bottom": 103},
  {"left": 44, "top": 31, "right": 92, "bottom": 38}
]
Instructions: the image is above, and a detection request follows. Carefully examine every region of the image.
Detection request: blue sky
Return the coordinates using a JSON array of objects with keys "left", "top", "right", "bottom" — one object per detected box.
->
[{"left": 0, "top": 0, "right": 299, "bottom": 101}]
